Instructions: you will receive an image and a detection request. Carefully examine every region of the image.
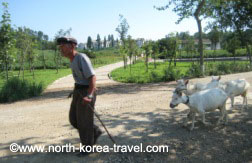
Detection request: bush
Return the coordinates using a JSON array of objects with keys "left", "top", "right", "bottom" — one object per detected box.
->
[
  {"left": 80, "top": 50, "right": 96, "bottom": 58},
  {"left": 185, "top": 64, "right": 203, "bottom": 78},
  {"left": 205, "top": 62, "right": 252, "bottom": 76},
  {"left": 162, "top": 66, "right": 181, "bottom": 81},
  {"left": 0, "top": 77, "right": 43, "bottom": 103},
  {"left": 149, "top": 71, "right": 160, "bottom": 82}
]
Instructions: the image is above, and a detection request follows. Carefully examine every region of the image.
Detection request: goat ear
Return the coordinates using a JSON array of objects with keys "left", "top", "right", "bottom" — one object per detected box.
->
[{"left": 185, "top": 80, "right": 189, "bottom": 85}]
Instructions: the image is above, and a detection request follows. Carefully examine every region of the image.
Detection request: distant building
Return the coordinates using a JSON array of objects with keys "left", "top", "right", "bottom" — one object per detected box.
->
[
  {"left": 136, "top": 38, "right": 145, "bottom": 47},
  {"left": 77, "top": 43, "right": 85, "bottom": 49},
  {"left": 179, "top": 39, "right": 221, "bottom": 50}
]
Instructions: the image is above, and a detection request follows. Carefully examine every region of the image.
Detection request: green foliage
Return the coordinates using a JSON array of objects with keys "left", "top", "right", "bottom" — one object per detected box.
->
[
  {"left": 111, "top": 60, "right": 252, "bottom": 84},
  {"left": 81, "top": 49, "right": 96, "bottom": 58},
  {"left": 206, "top": 62, "right": 252, "bottom": 76},
  {"left": 162, "top": 66, "right": 181, "bottom": 81},
  {"left": 0, "top": 77, "right": 43, "bottom": 103},
  {"left": 111, "top": 61, "right": 188, "bottom": 83},
  {"left": 185, "top": 63, "right": 203, "bottom": 78},
  {"left": 0, "top": 2, "right": 15, "bottom": 80},
  {"left": 115, "top": 14, "right": 129, "bottom": 46}
]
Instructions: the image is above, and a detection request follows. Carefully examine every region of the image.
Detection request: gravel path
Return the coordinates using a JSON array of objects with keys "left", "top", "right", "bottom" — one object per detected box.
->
[{"left": 0, "top": 61, "right": 252, "bottom": 163}]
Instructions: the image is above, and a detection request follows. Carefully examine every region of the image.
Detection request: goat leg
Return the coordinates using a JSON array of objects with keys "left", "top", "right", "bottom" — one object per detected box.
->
[
  {"left": 201, "top": 112, "right": 210, "bottom": 125},
  {"left": 217, "top": 106, "right": 225, "bottom": 125},
  {"left": 230, "top": 97, "right": 235, "bottom": 108},
  {"left": 189, "top": 113, "right": 196, "bottom": 131}
]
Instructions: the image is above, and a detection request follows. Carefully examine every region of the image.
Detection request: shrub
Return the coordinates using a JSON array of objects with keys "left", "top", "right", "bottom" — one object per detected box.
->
[
  {"left": 185, "top": 64, "right": 203, "bottom": 78},
  {"left": 206, "top": 62, "right": 252, "bottom": 76},
  {"left": 0, "top": 77, "right": 43, "bottom": 103},
  {"left": 162, "top": 66, "right": 181, "bottom": 81}
]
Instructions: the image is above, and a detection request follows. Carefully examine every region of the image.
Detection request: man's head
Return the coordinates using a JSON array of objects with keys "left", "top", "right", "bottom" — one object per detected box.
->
[
  {"left": 57, "top": 36, "right": 77, "bottom": 45},
  {"left": 57, "top": 36, "right": 77, "bottom": 59}
]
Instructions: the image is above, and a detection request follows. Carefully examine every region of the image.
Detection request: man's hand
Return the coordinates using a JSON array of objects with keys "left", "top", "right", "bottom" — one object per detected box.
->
[{"left": 82, "top": 96, "right": 92, "bottom": 105}]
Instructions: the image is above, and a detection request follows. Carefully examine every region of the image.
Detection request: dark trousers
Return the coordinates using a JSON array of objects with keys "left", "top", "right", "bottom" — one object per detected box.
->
[{"left": 69, "top": 87, "right": 101, "bottom": 146}]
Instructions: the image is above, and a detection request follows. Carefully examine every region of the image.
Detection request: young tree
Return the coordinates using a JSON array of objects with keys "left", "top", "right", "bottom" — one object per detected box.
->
[
  {"left": 143, "top": 42, "right": 152, "bottom": 72},
  {"left": 116, "top": 15, "right": 130, "bottom": 69},
  {"left": 116, "top": 14, "right": 129, "bottom": 47},
  {"left": 15, "top": 27, "right": 33, "bottom": 80},
  {"left": 166, "top": 33, "right": 179, "bottom": 67},
  {"left": 155, "top": 0, "right": 215, "bottom": 74},
  {"left": 185, "top": 36, "right": 196, "bottom": 62},
  {"left": 125, "top": 35, "right": 137, "bottom": 73},
  {"left": 0, "top": 2, "right": 15, "bottom": 80},
  {"left": 54, "top": 28, "right": 72, "bottom": 73},
  {"left": 151, "top": 41, "right": 159, "bottom": 69}
]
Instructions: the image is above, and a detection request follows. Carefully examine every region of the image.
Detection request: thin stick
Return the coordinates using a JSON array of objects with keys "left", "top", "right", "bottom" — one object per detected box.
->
[
  {"left": 77, "top": 92, "right": 116, "bottom": 144},
  {"left": 87, "top": 103, "right": 116, "bottom": 144}
]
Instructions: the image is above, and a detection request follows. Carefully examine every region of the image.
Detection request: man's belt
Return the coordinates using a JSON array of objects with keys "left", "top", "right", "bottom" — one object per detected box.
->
[{"left": 74, "top": 83, "right": 89, "bottom": 89}]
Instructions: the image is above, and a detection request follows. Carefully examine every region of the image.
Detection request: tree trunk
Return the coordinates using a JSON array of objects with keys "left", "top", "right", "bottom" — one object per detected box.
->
[
  {"left": 42, "top": 50, "right": 46, "bottom": 70},
  {"left": 245, "top": 44, "right": 252, "bottom": 66},
  {"left": 154, "top": 53, "right": 157, "bottom": 69},
  {"left": 5, "top": 55, "right": 8, "bottom": 81},
  {"left": 195, "top": 16, "right": 204, "bottom": 74},
  {"left": 145, "top": 54, "right": 149, "bottom": 72},
  {"left": 54, "top": 49, "right": 58, "bottom": 73},
  {"left": 194, "top": 0, "right": 205, "bottom": 75}
]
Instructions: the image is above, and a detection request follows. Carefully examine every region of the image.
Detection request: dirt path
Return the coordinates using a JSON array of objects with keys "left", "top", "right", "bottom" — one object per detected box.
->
[{"left": 0, "top": 62, "right": 252, "bottom": 163}]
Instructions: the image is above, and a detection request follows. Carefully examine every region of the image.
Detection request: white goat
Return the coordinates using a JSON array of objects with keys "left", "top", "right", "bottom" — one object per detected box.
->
[
  {"left": 170, "top": 88, "right": 228, "bottom": 131},
  {"left": 220, "top": 79, "right": 250, "bottom": 109},
  {"left": 176, "top": 76, "right": 221, "bottom": 95}
]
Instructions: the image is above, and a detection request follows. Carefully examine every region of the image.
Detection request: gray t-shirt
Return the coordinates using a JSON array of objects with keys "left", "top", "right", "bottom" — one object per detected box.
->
[{"left": 70, "top": 53, "right": 95, "bottom": 85}]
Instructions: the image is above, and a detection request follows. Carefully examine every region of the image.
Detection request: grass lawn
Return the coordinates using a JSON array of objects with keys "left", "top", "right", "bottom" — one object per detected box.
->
[
  {"left": 0, "top": 69, "right": 72, "bottom": 90},
  {"left": 111, "top": 61, "right": 191, "bottom": 83},
  {"left": 111, "top": 60, "right": 251, "bottom": 83}
]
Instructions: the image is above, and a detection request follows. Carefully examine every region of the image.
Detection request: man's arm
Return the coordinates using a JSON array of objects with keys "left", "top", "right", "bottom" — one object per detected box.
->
[
  {"left": 82, "top": 75, "right": 96, "bottom": 105},
  {"left": 87, "top": 75, "right": 96, "bottom": 96}
]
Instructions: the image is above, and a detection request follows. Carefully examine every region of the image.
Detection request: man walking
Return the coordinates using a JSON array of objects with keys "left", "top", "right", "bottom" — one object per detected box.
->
[{"left": 57, "top": 36, "right": 102, "bottom": 156}]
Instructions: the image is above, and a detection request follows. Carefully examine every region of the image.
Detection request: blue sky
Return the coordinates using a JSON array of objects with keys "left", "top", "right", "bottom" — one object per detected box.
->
[{"left": 3, "top": 0, "right": 208, "bottom": 43}]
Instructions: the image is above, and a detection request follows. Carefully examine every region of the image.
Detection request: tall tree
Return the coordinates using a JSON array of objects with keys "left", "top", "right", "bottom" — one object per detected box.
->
[
  {"left": 103, "top": 36, "right": 107, "bottom": 48},
  {"left": 115, "top": 14, "right": 130, "bottom": 47},
  {"left": 208, "top": 26, "right": 220, "bottom": 61},
  {"left": 155, "top": 0, "right": 215, "bottom": 74},
  {"left": 87, "top": 36, "right": 93, "bottom": 49},
  {"left": 111, "top": 34, "right": 115, "bottom": 47},
  {"left": 96, "top": 34, "right": 101, "bottom": 50},
  {"left": 224, "top": 34, "right": 241, "bottom": 63},
  {"left": 212, "top": 0, "right": 252, "bottom": 65},
  {"left": 0, "top": 2, "right": 14, "bottom": 80}
]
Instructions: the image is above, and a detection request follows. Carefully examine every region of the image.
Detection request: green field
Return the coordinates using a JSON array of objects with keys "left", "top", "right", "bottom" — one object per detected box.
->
[
  {"left": 0, "top": 69, "right": 72, "bottom": 90},
  {"left": 111, "top": 60, "right": 252, "bottom": 83},
  {"left": 0, "top": 48, "right": 123, "bottom": 89}
]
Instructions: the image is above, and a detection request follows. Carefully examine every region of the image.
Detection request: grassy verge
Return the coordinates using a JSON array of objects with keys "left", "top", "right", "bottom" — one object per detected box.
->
[
  {"left": 0, "top": 47, "right": 123, "bottom": 103},
  {"left": 0, "top": 69, "right": 72, "bottom": 90},
  {"left": 111, "top": 60, "right": 252, "bottom": 84},
  {"left": 111, "top": 61, "right": 190, "bottom": 83}
]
